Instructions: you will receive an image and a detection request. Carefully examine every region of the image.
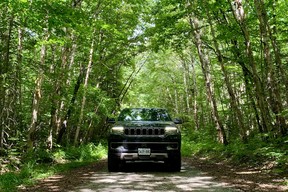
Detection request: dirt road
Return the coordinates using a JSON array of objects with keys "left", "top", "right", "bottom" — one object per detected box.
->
[
  {"left": 69, "top": 161, "right": 238, "bottom": 192},
  {"left": 21, "top": 158, "right": 287, "bottom": 192}
]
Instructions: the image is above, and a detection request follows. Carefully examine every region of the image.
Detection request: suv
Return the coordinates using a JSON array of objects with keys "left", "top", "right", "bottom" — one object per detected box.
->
[{"left": 107, "top": 108, "right": 182, "bottom": 172}]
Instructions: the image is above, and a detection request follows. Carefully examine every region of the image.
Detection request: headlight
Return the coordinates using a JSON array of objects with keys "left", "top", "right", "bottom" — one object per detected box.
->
[
  {"left": 111, "top": 126, "right": 124, "bottom": 134},
  {"left": 165, "top": 126, "right": 178, "bottom": 134}
]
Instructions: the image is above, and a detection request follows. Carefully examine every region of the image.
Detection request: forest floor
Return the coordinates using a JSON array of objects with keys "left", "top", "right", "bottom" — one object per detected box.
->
[
  {"left": 184, "top": 157, "right": 287, "bottom": 191},
  {"left": 19, "top": 157, "right": 287, "bottom": 192}
]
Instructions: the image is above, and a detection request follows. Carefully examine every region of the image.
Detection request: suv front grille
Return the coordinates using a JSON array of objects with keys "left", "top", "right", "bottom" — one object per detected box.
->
[{"left": 124, "top": 127, "right": 165, "bottom": 136}]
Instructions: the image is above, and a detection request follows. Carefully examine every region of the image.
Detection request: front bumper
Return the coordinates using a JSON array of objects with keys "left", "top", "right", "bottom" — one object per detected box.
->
[
  {"left": 117, "top": 152, "right": 168, "bottom": 160},
  {"left": 108, "top": 140, "right": 180, "bottom": 161}
]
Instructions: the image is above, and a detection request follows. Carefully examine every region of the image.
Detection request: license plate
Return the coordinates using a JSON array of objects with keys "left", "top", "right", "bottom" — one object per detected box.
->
[{"left": 138, "top": 148, "right": 151, "bottom": 156}]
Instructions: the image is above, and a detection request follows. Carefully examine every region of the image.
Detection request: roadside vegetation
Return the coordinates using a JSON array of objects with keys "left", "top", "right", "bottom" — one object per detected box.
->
[
  {"left": 182, "top": 128, "right": 288, "bottom": 171},
  {"left": 1, "top": 130, "right": 286, "bottom": 191},
  {"left": 0, "top": 0, "right": 287, "bottom": 191},
  {"left": 0, "top": 143, "right": 106, "bottom": 192},
  {"left": 181, "top": 123, "right": 288, "bottom": 186}
]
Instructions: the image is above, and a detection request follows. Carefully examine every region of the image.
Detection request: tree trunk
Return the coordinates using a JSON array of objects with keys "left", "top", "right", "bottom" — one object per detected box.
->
[
  {"left": 28, "top": 75, "right": 43, "bottom": 150},
  {"left": 27, "top": 29, "right": 48, "bottom": 151},
  {"left": 16, "top": 26, "right": 23, "bottom": 129},
  {"left": 0, "top": 13, "right": 14, "bottom": 150},
  {"left": 74, "top": 35, "right": 95, "bottom": 145},
  {"left": 83, "top": 95, "right": 103, "bottom": 143},
  {"left": 254, "top": 0, "right": 287, "bottom": 136},
  {"left": 230, "top": 0, "right": 272, "bottom": 134},
  {"left": 206, "top": 9, "right": 247, "bottom": 142},
  {"left": 181, "top": 60, "right": 191, "bottom": 113},
  {"left": 218, "top": 5, "right": 263, "bottom": 135},
  {"left": 55, "top": 34, "right": 77, "bottom": 136},
  {"left": 56, "top": 67, "right": 83, "bottom": 144},
  {"left": 270, "top": 0, "right": 288, "bottom": 107},
  {"left": 189, "top": 17, "right": 228, "bottom": 145},
  {"left": 231, "top": 39, "right": 264, "bottom": 134},
  {"left": 189, "top": 53, "right": 199, "bottom": 130}
]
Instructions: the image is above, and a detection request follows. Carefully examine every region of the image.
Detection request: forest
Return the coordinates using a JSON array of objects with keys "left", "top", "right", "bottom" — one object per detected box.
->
[{"left": 0, "top": 0, "right": 287, "bottom": 190}]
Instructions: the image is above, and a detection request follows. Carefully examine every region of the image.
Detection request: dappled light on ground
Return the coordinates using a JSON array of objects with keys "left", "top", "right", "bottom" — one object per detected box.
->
[
  {"left": 19, "top": 159, "right": 287, "bottom": 192},
  {"left": 185, "top": 157, "right": 288, "bottom": 192},
  {"left": 68, "top": 162, "right": 237, "bottom": 192}
]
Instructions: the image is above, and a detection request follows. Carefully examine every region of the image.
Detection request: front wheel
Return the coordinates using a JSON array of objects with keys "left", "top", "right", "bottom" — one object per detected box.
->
[
  {"left": 108, "top": 155, "right": 120, "bottom": 172},
  {"left": 166, "top": 153, "right": 181, "bottom": 172}
]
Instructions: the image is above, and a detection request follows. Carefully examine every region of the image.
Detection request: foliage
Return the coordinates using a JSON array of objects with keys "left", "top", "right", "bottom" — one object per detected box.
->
[
  {"left": 0, "top": 0, "right": 288, "bottom": 189},
  {"left": 0, "top": 0, "right": 148, "bottom": 151},
  {"left": 58, "top": 143, "right": 107, "bottom": 162},
  {"left": 181, "top": 127, "right": 224, "bottom": 157},
  {"left": 182, "top": 130, "right": 288, "bottom": 173},
  {"left": 0, "top": 142, "right": 107, "bottom": 192}
]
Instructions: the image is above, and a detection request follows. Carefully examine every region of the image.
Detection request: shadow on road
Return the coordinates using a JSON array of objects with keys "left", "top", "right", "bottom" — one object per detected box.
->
[
  {"left": 19, "top": 159, "right": 288, "bottom": 192},
  {"left": 19, "top": 160, "right": 238, "bottom": 192},
  {"left": 119, "top": 161, "right": 171, "bottom": 172},
  {"left": 70, "top": 161, "right": 238, "bottom": 192}
]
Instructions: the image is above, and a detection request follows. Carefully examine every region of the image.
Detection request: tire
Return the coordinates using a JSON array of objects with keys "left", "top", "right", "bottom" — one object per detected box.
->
[
  {"left": 172, "top": 155, "right": 181, "bottom": 172},
  {"left": 166, "top": 153, "right": 181, "bottom": 172},
  {"left": 108, "top": 155, "right": 120, "bottom": 172}
]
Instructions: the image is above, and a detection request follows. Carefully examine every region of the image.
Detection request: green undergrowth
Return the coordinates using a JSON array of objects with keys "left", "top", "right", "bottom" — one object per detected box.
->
[
  {"left": 0, "top": 142, "right": 107, "bottom": 192},
  {"left": 181, "top": 130, "right": 288, "bottom": 175}
]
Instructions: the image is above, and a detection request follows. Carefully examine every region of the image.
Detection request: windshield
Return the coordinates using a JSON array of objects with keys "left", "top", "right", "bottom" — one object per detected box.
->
[{"left": 118, "top": 108, "right": 172, "bottom": 121}]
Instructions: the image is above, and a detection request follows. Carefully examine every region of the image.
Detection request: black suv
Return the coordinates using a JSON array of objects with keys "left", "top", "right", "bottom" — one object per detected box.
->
[{"left": 107, "top": 108, "right": 182, "bottom": 172}]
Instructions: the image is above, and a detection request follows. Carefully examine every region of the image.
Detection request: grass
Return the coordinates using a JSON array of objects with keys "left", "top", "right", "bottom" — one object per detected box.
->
[
  {"left": 181, "top": 130, "right": 288, "bottom": 174},
  {"left": 1, "top": 132, "right": 287, "bottom": 191},
  {"left": 0, "top": 142, "right": 107, "bottom": 192},
  {"left": 181, "top": 133, "right": 288, "bottom": 188}
]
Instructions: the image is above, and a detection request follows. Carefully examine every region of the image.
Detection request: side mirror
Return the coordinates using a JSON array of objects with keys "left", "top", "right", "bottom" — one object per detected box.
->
[
  {"left": 173, "top": 118, "right": 182, "bottom": 124},
  {"left": 107, "top": 118, "right": 116, "bottom": 124}
]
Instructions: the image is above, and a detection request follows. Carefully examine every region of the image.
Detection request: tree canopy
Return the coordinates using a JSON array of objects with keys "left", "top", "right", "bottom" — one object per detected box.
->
[{"left": 0, "top": 0, "right": 287, "bottom": 167}]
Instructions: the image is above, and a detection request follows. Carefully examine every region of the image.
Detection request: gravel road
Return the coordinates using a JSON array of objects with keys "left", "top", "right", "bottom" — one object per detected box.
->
[
  {"left": 68, "top": 161, "right": 239, "bottom": 192},
  {"left": 21, "top": 158, "right": 287, "bottom": 192}
]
